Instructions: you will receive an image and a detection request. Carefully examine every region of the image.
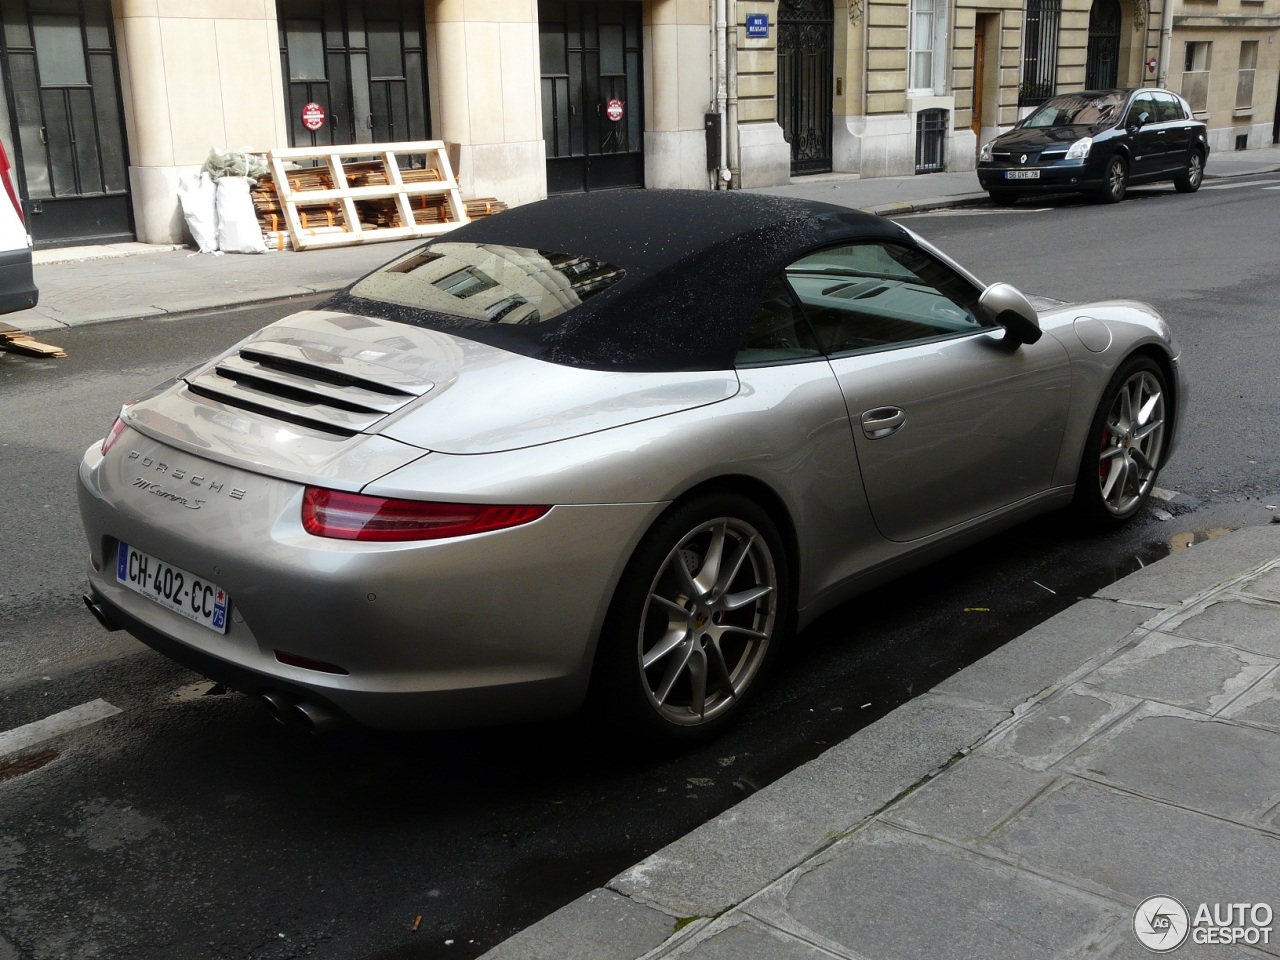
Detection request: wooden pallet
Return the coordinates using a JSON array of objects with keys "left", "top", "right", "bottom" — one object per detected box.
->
[
  {"left": 0, "top": 321, "right": 66, "bottom": 358},
  {"left": 266, "top": 141, "right": 468, "bottom": 251}
]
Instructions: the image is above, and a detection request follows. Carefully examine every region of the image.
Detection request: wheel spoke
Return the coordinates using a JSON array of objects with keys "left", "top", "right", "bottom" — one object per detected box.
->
[
  {"left": 718, "top": 623, "right": 769, "bottom": 641},
  {"left": 693, "top": 523, "right": 728, "bottom": 596},
  {"left": 687, "top": 649, "right": 708, "bottom": 718},
  {"left": 713, "top": 535, "right": 755, "bottom": 598},
  {"left": 1101, "top": 457, "right": 1129, "bottom": 502},
  {"left": 1132, "top": 418, "right": 1163, "bottom": 443},
  {"left": 722, "top": 583, "right": 773, "bottom": 611},
  {"left": 654, "top": 642, "right": 695, "bottom": 706},
  {"left": 1131, "top": 447, "right": 1156, "bottom": 474},
  {"left": 642, "top": 623, "right": 690, "bottom": 670},
  {"left": 705, "top": 641, "right": 737, "bottom": 702}
]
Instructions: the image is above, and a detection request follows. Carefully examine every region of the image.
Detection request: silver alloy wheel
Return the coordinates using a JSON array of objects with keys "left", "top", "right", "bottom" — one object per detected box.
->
[
  {"left": 1104, "top": 157, "right": 1127, "bottom": 202},
  {"left": 1097, "top": 369, "right": 1166, "bottom": 516},
  {"left": 637, "top": 517, "right": 777, "bottom": 725},
  {"left": 1187, "top": 151, "right": 1203, "bottom": 187}
]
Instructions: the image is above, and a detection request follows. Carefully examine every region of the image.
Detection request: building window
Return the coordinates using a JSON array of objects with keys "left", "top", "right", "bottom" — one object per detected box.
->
[
  {"left": 1236, "top": 40, "right": 1258, "bottom": 111},
  {"left": 909, "top": 0, "right": 946, "bottom": 93},
  {"left": 1181, "top": 41, "right": 1212, "bottom": 114},
  {"left": 1020, "top": 0, "right": 1061, "bottom": 106}
]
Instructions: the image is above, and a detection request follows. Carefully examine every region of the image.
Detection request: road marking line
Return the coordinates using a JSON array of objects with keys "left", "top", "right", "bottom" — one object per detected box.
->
[
  {"left": 1202, "top": 179, "right": 1280, "bottom": 190},
  {"left": 0, "top": 699, "right": 121, "bottom": 759}
]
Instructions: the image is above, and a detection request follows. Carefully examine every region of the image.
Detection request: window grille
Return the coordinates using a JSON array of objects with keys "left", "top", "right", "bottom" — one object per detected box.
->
[
  {"left": 1020, "top": 0, "right": 1060, "bottom": 106},
  {"left": 915, "top": 109, "right": 948, "bottom": 174}
]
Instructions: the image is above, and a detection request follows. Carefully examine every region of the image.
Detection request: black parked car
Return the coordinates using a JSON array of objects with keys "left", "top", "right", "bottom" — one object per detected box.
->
[{"left": 976, "top": 88, "right": 1209, "bottom": 206}]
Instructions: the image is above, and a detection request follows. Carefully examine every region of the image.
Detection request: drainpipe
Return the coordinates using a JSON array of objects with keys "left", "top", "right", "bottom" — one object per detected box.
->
[
  {"left": 727, "top": 0, "right": 740, "bottom": 187},
  {"left": 1157, "top": 0, "right": 1174, "bottom": 88},
  {"left": 715, "top": 0, "right": 731, "bottom": 187}
]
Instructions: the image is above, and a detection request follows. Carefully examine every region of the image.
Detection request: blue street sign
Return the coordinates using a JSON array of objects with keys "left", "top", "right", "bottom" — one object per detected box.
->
[{"left": 746, "top": 13, "right": 769, "bottom": 38}]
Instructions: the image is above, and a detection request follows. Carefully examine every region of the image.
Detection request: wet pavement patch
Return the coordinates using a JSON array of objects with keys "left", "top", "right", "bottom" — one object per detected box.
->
[{"left": 0, "top": 748, "right": 58, "bottom": 782}]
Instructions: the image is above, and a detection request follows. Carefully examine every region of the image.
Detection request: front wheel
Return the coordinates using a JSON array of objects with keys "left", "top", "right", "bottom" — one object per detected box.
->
[
  {"left": 1174, "top": 149, "right": 1204, "bottom": 193},
  {"left": 1096, "top": 155, "right": 1128, "bottom": 204},
  {"left": 593, "top": 494, "right": 790, "bottom": 744},
  {"left": 1071, "top": 356, "right": 1169, "bottom": 527}
]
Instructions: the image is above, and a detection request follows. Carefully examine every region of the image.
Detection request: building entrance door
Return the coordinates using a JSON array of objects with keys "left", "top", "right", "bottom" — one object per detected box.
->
[
  {"left": 277, "top": 0, "right": 429, "bottom": 148},
  {"left": 1085, "top": 0, "right": 1121, "bottom": 89},
  {"left": 778, "top": 0, "right": 834, "bottom": 175},
  {"left": 539, "top": 0, "right": 644, "bottom": 194},
  {"left": 0, "top": 0, "right": 131, "bottom": 246}
]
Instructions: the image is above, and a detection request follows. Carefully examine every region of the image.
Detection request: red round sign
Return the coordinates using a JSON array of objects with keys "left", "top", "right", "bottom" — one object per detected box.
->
[
  {"left": 605, "top": 98, "right": 624, "bottom": 122},
  {"left": 301, "top": 102, "right": 326, "bottom": 131}
]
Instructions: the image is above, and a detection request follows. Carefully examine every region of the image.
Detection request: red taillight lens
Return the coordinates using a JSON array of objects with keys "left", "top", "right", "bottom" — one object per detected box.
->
[
  {"left": 301, "top": 487, "right": 550, "bottom": 542},
  {"left": 101, "top": 415, "right": 128, "bottom": 456}
]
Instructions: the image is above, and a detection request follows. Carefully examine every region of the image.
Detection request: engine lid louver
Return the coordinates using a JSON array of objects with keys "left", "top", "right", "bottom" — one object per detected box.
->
[{"left": 185, "top": 329, "right": 435, "bottom": 437}]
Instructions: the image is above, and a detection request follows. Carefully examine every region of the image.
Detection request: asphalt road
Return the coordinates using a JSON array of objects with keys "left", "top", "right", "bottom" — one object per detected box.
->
[{"left": 1, "top": 176, "right": 1277, "bottom": 960}]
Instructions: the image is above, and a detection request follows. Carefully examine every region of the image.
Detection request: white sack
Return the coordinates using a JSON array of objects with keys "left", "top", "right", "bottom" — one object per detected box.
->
[
  {"left": 177, "top": 171, "right": 219, "bottom": 253},
  {"left": 215, "top": 176, "right": 267, "bottom": 254}
]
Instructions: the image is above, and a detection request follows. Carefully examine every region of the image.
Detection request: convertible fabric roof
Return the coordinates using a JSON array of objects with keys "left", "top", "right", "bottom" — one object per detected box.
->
[{"left": 325, "top": 190, "right": 910, "bottom": 372}]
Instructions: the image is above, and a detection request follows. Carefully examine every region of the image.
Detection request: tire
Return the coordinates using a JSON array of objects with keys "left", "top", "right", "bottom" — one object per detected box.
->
[
  {"left": 989, "top": 191, "right": 1019, "bottom": 207},
  {"left": 1096, "top": 155, "right": 1128, "bottom": 204},
  {"left": 1174, "top": 148, "right": 1205, "bottom": 193},
  {"left": 1071, "top": 355, "right": 1169, "bottom": 528},
  {"left": 593, "top": 493, "right": 790, "bottom": 744}
]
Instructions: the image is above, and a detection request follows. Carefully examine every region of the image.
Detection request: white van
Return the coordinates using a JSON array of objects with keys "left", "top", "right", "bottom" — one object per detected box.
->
[{"left": 0, "top": 141, "right": 38, "bottom": 316}]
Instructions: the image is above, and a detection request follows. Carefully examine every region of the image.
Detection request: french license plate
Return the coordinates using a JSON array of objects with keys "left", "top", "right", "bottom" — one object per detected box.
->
[
  {"left": 116, "top": 542, "right": 229, "bottom": 634},
  {"left": 1006, "top": 170, "right": 1041, "bottom": 180}
]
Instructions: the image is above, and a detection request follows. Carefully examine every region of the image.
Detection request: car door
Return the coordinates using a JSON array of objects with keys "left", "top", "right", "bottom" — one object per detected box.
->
[
  {"left": 1125, "top": 93, "right": 1163, "bottom": 178},
  {"left": 783, "top": 241, "right": 1072, "bottom": 543},
  {"left": 1152, "top": 91, "right": 1191, "bottom": 173}
]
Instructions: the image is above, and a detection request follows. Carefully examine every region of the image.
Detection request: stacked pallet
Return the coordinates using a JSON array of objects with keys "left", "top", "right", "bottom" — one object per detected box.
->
[
  {"left": 0, "top": 321, "right": 66, "bottom": 358},
  {"left": 251, "top": 163, "right": 506, "bottom": 239}
]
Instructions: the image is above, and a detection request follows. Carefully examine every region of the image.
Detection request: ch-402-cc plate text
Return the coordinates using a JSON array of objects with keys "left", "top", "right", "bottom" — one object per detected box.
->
[{"left": 116, "top": 542, "right": 229, "bottom": 633}]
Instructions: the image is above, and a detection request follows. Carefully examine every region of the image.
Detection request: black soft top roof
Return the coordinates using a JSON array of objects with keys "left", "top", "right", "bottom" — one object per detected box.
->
[{"left": 325, "top": 190, "right": 909, "bottom": 372}]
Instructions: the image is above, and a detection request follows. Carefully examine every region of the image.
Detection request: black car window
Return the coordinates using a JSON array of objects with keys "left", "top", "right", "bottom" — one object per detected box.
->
[
  {"left": 1153, "top": 92, "right": 1183, "bottom": 121},
  {"left": 1024, "top": 92, "right": 1126, "bottom": 127},
  {"left": 1127, "top": 96, "right": 1158, "bottom": 126},
  {"left": 736, "top": 274, "right": 824, "bottom": 365},
  {"left": 782, "top": 241, "right": 989, "bottom": 357},
  {"left": 349, "top": 242, "right": 625, "bottom": 325}
]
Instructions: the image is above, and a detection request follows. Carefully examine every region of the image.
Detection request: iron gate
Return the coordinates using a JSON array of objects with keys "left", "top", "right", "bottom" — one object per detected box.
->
[
  {"left": 777, "top": 0, "right": 833, "bottom": 175},
  {"left": 539, "top": 0, "right": 644, "bottom": 194},
  {"left": 1085, "top": 0, "right": 1121, "bottom": 90},
  {"left": 0, "top": 0, "right": 132, "bottom": 246},
  {"left": 277, "top": 0, "right": 429, "bottom": 149}
]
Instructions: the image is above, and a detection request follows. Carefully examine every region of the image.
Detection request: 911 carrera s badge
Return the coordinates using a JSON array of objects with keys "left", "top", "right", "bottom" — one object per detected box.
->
[{"left": 127, "top": 450, "right": 247, "bottom": 501}]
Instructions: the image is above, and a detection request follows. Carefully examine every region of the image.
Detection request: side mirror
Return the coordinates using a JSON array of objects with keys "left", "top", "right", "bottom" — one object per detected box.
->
[{"left": 980, "top": 283, "right": 1042, "bottom": 345}]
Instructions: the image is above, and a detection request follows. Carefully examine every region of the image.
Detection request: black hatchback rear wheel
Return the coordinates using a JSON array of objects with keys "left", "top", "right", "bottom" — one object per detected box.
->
[{"left": 1174, "top": 148, "right": 1205, "bottom": 193}]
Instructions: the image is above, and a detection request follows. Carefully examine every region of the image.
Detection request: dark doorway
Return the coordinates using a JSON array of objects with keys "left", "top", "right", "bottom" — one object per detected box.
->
[
  {"left": 1085, "top": 0, "right": 1121, "bottom": 90},
  {"left": 777, "top": 0, "right": 834, "bottom": 175},
  {"left": 0, "top": 0, "right": 131, "bottom": 246},
  {"left": 539, "top": 0, "right": 644, "bottom": 194},
  {"left": 277, "top": 0, "right": 429, "bottom": 148}
]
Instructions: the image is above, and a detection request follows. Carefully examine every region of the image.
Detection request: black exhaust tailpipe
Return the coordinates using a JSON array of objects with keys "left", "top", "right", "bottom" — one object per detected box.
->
[{"left": 83, "top": 594, "right": 122, "bottom": 632}]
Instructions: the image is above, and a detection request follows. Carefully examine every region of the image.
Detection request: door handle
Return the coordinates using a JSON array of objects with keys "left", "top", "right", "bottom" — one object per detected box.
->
[{"left": 861, "top": 406, "right": 906, "bottom": 439}]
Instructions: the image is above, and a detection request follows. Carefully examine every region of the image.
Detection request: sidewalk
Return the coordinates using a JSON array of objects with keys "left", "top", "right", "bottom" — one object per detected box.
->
[
  {"left": 6, "top": 143, "right": 1278, "bottom": 338},
  {"left": 483, "top": 522, "right": 1280, "bottom": 960}
]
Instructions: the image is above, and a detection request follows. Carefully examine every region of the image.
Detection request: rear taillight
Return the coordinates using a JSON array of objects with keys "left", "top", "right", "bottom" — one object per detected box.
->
[
  {"left": 100, "top": 403, "right": 133, "bottom": 455},
  {"left": 301, "top": 487, "right": 550, "bottom": 542},
  {"left": 0, "top": 140, "right": 23, "bottom": 225}
]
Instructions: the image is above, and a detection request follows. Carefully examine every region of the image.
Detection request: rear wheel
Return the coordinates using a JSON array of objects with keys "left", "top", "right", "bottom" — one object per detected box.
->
[
  {"left": 594, "top": 493, "right": 789, "bottom": 744},
  {"left": 1071, "top": 355, "right": 1169, "bottom": 527},
  {"left": 1174, "top": 148, "right": 1205, "bottom": 193},
  {"left": 1096, "top": 155, "right": 1128, "bottom": 203}
]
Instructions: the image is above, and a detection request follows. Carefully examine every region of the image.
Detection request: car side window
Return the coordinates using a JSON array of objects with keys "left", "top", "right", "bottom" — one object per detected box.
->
[
  {"left": 1127, "top": 96, "right": 1157, "bottom": 126},
  {"left": 1153, "top": 92, "right": 1182, "bottom": 122},
  {"left": 781, "top": 241, "right": 989, "bottom": 357},
  {"left": 735, "top": 273, "right": 824, "bottom": 365}
]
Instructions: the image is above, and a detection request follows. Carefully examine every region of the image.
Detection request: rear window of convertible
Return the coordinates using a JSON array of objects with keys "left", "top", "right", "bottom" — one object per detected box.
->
[{"left": 349, "top": 242, "right": 625, "bottom": 325}]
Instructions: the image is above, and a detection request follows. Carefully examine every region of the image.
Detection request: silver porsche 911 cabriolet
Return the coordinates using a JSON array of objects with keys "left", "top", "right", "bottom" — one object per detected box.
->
[{"left": 77, "top": 190, "right": 1182, "bottom": 743}]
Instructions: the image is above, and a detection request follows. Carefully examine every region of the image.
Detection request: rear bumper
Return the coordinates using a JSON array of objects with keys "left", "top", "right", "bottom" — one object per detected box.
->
[{"left": 0, "top": 245, "right": 38, "bottom": 315}]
